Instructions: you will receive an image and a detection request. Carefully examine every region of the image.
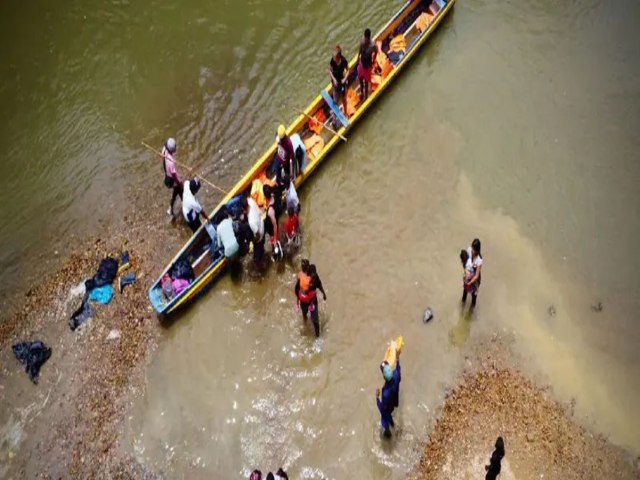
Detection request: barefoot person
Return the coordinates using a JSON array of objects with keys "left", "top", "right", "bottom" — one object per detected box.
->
[
  {"left": 485, "top": 436, "right": 505, "bottom": 480},
  {"left": 376, "top": 352, "right": 401, "bottom": 439},
  {"left": 357, "top": 28, "right": 377, "bottom": 101},
  {"left": 462, "top": 238, "right": 483, "bottom": 308},
  {"left": 161, "top": 137, "right": 183, "bottom": 216},
  {"left": 328, "top": 45, "right": 349, "bottom": 119}
]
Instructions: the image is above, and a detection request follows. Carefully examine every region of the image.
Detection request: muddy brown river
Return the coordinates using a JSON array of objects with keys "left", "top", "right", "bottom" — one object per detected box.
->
[{"left": 1, "top": 0, "right": 639, "bottom": 478}]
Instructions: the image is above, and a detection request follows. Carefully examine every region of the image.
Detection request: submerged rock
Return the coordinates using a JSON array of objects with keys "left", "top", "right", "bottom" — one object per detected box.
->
[{"left": 423, "top": 307, "right": 434, "bottom": 323}]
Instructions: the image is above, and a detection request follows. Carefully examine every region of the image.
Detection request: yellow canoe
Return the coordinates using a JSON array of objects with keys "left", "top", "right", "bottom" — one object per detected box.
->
[{"left": 149, "top": 0, "right": 456, "bottom": 316}]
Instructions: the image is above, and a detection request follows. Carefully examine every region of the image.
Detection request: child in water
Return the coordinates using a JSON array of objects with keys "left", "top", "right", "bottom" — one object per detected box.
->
[{"left": 460, "top": 249, "right": 474, "bottom": 291}]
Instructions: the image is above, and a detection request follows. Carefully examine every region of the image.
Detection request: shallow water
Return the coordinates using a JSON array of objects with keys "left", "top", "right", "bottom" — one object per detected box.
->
[{"left": 1, "top": 0, "right": 639, "bottom": 478}]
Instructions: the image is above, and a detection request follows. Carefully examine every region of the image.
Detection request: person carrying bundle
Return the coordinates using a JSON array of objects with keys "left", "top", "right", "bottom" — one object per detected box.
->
[{"left": 376, "top": 336, "right": 403, "bottom": 438}]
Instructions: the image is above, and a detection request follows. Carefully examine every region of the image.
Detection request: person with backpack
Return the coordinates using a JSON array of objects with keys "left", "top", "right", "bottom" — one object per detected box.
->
[{"left": 161, "top": 137, "right": 183, "bottom": 217}]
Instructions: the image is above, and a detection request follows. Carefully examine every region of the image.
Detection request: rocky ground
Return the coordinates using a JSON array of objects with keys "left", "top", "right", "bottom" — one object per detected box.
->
[{"left": 412, "top": 340, "right": 640, "bottom": 480}]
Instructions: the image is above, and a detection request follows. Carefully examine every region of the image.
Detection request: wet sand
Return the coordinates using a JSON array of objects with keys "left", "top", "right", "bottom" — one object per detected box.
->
[
  {"left": 1, "top": 227, "right": 638, "bottom": 479},
  {"left": 412, "top": 338, "right": 639, "bottom": 480}
]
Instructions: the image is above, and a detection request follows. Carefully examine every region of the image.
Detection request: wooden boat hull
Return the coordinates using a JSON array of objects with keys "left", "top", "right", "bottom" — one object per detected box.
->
[{"left": 149, "top": 0, "right": 456, "bottom": 316}]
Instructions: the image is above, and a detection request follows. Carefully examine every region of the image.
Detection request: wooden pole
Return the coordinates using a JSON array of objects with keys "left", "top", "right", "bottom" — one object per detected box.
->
[
  {"left": 141, "top": 141, "right": 228, "bottom": 195},
  {"left": 298, "top": 111, "right": 347, "bottom": 142}
]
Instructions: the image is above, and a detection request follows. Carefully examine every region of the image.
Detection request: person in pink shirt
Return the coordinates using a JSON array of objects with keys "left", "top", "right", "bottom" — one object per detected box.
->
[{"left": 161, "top": 137, "right": 183, "bottom": 216}]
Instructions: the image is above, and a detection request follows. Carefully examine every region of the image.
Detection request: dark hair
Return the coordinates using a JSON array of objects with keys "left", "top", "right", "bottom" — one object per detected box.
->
[
  {"left": 266, "top": 473, "right": 275, "bottom": 480},
  {"left": 334, "top": 45, "right": 342, "bottom": 57},
  {"left": 287, "top": 206, "right": 294, "bottom": 217},
  {"left": 263, "top": 184, "right": 273, "bottom": 199},
  {"left": 471, "top": 238, "right": 481, "bottom": 257},
  {"left": 460, "top": 249, "right": 469, "bottom": 267},
  {"left": 276, "top": 468, "right": 288, "bottom": 479},
  {"left": 250, "top": 470, "right": 262, "bottom": 480},
  {"left": 495, "top": 436, "right": 505, "bottom": 458},
  {"left": 190, "top": 178, "right": 201, "bottom": 194},
  {"left": 308, "top": 264, "right": 317, "bottom": 276},
  {"left": 301, "top": 258, "right": 310, "bottom": 273},
  {"left": 364, "top": 28, "right": 371, "bottom": 39}
]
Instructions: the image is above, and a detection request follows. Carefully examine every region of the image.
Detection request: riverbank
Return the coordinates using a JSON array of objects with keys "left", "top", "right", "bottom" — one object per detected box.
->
[
  {"left": 2, "top": 236, "right": 638, "bottom": 479},
  {"left": 0, "top": 202, "right": 178, "bottom": 478},
  {"left": 412, "top": 339, "right": 639, "bottom": 480}
]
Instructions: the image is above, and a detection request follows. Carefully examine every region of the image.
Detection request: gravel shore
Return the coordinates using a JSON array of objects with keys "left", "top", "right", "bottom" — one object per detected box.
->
[{"left": 1, "top": 218, "right": 638, "bottom": 479}]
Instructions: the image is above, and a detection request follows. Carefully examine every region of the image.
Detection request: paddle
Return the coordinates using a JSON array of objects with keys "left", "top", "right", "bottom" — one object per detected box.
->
[
  {"left": 298, "top": 110, "right": 348, "bottom": 142},
  {"left": 141, "top": 141, "right": 228, "bottom": 195}
]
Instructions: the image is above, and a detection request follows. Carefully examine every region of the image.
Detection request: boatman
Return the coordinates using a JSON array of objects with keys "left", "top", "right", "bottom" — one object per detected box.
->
[
  {"left": 357, "top": 29, "right": 378, "bottom": 101},
  {"left": 162, "top": 137, "right": 183, "bottom": 217},
  {"left": 274, "top": 125, "right": 296, "bottom": 185},
  {"left": 328, "top": 45, "right": 350, "bottom": 121},
  {"left": 182, "top": 178, "right": 209, "bottom": 233}
]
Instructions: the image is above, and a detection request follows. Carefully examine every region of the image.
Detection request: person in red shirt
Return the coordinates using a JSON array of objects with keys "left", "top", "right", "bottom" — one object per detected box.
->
[{"left": 284, "top": 206, "right": 300, "bottom": 247}]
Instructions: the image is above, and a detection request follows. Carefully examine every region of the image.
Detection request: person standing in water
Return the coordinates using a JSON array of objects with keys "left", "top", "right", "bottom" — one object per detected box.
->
[
  {"left": 357, "top": 28, "right": 377, "bottom": 101},
  {"left": 161, "top": 137, "right": 183, "bottom": 217},
  {"left": 485, "top": 436, "right": 505, "bottom": 480},
  {"left": 376, "top": 352, "right": 401, "bottom": 438},
  {"left": 462, "top": 238, "right": 483, "bottom": 308},
  {"left": 294, "top": 260, "right": 326, "bottom": 337}
]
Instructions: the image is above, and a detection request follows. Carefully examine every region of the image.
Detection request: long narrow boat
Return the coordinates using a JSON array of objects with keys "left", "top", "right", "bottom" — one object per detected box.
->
[{"left": 149, "top": 0, "right": 456, "bottom": 316}]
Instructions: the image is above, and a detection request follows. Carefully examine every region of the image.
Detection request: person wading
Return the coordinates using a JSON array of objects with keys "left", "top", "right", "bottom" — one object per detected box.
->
[
  {"left": 328, "top": 45, "right": 350, "bottom": 121},
  {"left": 462, "top": 238, "right": 483, "bottom": 309},
  {"left": 376, "top": 352, "right": 401, "bottom": 438},
  {"left": 161, "top": 137, "right": 183, "bottom": 217},
  {"left": 295, "top": 260, "right": 326, "bottom": 337},
  {"left": 357, "top": 28, "right": 377, "bottom": 101}
]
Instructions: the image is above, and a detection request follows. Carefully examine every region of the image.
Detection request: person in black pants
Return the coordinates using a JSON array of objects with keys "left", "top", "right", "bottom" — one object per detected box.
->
[{"left": 485, "top": 436, "right": 505, "bottom": 480}]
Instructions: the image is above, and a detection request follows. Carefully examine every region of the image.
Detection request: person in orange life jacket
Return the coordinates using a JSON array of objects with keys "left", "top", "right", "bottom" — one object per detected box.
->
[
  {"left": 294, "top": 260, "right": 326, "bottom": 337},
  {"left": 273, "top": 125, "right": 296, "bottom": 186},
  {"left": 162, "top": 137, "right": 183, "bottom": 217},
  {"left": 329, "top": 45, "right": 350, "bottom": 118},
  {"left": 357, "top": 28, "right": 378, "bottom": 101}
]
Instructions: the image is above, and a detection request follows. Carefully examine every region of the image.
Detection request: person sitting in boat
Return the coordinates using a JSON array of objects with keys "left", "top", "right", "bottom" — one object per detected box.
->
[
  {"left": 182, "top": 178, "right": 210, "bottom": 233},
  {"left": 357, "top": 28, "right": 378, "bottom": 101},
  {"left": 215, "top": 206, "right": 239, "bottom": 260},
  {"left": 273, "top": 125, "right": 296, "bottom": 186},
  {"left": 328, "top": 45, "right": 350, "bottom": 122}
]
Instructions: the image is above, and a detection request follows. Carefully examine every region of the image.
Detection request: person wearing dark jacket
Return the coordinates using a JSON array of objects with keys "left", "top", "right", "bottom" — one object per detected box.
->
[
  {"left": 485, "top": 436, "right": 505, "bottom": 480},
  {"left": 376, "top": 355, "right": 401, "bottom": 438}
]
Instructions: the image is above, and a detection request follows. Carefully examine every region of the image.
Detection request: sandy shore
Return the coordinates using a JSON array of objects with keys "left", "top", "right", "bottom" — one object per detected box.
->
[
  {"left": 412, "top": 340, "right": 639, "bottom": 480},
  {"left": 1, "top": 216, "right": 638, "bottom": 479}
]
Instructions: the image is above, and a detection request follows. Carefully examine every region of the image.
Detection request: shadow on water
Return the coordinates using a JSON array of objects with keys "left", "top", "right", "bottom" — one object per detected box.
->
[{"left": 448, "top": 304, "right": 475, "bottom": 347}]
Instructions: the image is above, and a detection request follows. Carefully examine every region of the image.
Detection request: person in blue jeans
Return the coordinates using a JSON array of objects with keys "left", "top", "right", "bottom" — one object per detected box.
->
[{"left": 376, "top": 354, "right": 401, "bottom": 438}]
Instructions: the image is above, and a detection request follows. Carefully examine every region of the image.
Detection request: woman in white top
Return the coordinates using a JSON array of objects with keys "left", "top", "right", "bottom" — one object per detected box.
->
[
  {"left": 182, "top": 178, "right": 209, "bottom": 233},
  {"left": 462, "top": 238, "right": 483, "bottom": 308}
]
